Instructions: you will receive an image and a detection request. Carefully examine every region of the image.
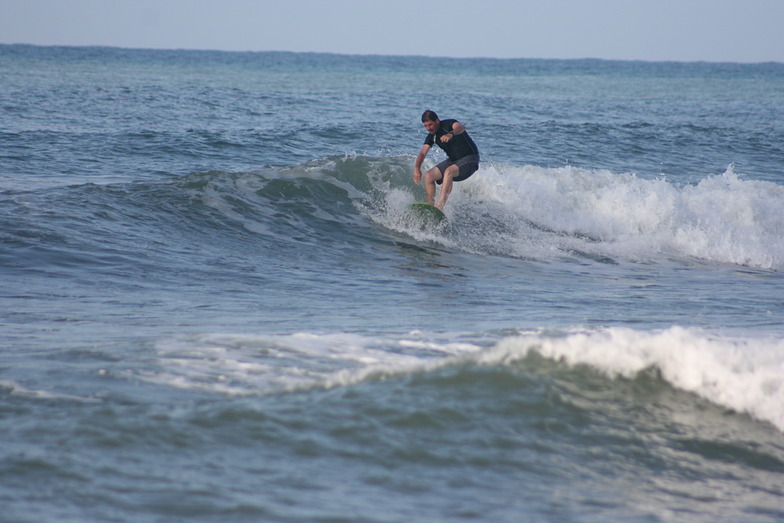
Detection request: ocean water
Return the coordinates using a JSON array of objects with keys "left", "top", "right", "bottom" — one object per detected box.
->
[{"left": 1, "top": 44, "right": 784, "bottom": 522}]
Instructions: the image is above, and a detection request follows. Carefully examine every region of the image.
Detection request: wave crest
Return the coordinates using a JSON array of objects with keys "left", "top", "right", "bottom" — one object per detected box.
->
[
  {"left": 384, "top": 162, "right": 784, "bottom": 269},
  {"left": 146, "top": 326, "right": 784, "bottom": 432}
]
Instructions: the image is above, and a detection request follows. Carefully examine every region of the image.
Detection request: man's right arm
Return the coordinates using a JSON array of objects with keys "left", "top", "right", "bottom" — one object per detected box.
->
[{"left": 413, "top": 144, "right": 430, "bottom": 184}]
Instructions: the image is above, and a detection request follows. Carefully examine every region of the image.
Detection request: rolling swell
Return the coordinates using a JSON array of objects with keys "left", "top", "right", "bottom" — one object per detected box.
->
[{"left": 1, "top": 156, "right": 407, "bottom": 276}]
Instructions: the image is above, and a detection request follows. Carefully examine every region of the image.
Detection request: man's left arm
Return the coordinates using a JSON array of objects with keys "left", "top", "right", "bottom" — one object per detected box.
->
[{"left": 440, "top": 121, "right": 466, "bottom": 143}]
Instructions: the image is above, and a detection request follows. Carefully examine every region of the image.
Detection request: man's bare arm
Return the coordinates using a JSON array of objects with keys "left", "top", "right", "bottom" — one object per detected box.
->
[{"left": 413, "top": 144, "right": 431, "bottom": 184}]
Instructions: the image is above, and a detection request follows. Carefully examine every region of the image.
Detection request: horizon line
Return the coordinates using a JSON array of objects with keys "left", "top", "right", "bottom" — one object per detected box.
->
[{"left": 2, "top": 42, "right": 782, "bottom": 67}]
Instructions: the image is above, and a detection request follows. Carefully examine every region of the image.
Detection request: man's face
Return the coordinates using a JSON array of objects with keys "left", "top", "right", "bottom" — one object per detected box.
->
[{"left": 423, "top": 118, "right": 439, "bottom": 134}]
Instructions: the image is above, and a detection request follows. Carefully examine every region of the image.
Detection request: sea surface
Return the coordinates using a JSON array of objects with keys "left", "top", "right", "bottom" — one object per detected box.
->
[{"left": 1, "top": 44, "right": 784, "bottom": 522}]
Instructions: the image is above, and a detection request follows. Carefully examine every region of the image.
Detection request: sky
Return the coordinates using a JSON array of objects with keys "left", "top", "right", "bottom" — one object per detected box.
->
[{"left": 1, "top": 0, "right": 782, "bottom": 63}]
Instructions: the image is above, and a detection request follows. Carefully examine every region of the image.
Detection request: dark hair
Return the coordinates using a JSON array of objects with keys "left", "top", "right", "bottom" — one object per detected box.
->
[{"left": 421, "top": 110, "right": 439, "bottom": 123}]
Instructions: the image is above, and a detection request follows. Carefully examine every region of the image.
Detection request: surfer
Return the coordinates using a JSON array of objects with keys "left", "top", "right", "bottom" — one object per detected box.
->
[{"left": 413, "top": 110, "right": 480, "bottom": 210}]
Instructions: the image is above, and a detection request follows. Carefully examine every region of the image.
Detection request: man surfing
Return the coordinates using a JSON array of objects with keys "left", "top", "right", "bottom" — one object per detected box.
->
[{"left": 413, "top": 110, "right": 480, "bottom": 210}]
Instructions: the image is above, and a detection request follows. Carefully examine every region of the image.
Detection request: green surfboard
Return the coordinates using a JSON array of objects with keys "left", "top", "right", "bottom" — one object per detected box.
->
[{"left": 408, "top": 202, "right": 446, "bottom": 227}]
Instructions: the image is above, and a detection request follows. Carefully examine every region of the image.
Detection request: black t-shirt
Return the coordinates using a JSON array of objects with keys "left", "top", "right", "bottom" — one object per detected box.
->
[{"left": 424, "top": 119, "right": 479, "bottom": 161}]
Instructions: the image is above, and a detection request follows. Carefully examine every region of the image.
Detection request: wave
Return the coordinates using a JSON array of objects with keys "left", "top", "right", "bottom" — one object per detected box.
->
[
  {"left": 183, "top": 156, "right": 784, "bottom": 270},
  {"left": 3, "top": 156, "right": 782, "bottom": 274},
  {"left": 490, "top": 327, "right": 784, "bottom": 432},
  {"left": 144, "top": 326, "right": 784, "bottom": 432},
  {"left": 368, "top": 160, "right": 784, "bottom": 270}
]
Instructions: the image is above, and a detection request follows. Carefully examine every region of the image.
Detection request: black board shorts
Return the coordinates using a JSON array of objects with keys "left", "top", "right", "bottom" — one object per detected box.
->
[{"left": 435, "top": 155, "right": 480, "bottom": 184}]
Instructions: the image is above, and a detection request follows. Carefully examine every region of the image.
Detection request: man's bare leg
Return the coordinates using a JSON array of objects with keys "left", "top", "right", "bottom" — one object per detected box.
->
[
  {"left": 423, "top": 167, "right": 442, "bottom": 205},
  {"left": 435, "top": 164, "right": 459, "bottom": 210}
]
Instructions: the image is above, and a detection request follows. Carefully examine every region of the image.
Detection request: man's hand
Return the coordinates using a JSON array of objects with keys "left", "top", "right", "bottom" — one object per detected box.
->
[
  {"left": 413, "top": 167, "right": 422, "bottom": 185},
  {"left": 440, "top": 122, "right": 465, "bottom": 143}
]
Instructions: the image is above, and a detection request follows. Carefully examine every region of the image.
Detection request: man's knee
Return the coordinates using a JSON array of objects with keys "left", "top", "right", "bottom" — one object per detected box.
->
[
  {"left": 424, "top": 168, "right": 442, "bottom": 184},
  {"left": 443, "top": 164, "right": 459, "bottom": 181}
]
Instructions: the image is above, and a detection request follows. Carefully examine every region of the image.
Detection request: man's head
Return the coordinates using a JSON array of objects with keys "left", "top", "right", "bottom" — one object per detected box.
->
[{"left": 421, "top": 110, "right": 440, "bottom": 134}]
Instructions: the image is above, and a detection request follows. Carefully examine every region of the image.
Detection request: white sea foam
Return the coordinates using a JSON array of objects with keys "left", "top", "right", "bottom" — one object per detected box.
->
[
  {"left": 146, "top": 332, "right": 482, "bottom": 396},
  {"left": 147, "top": 327, "right": 784, "bottom": 432},
  {"left": 487, "top": 327, "right": 784, "bottom": 432},
  {"left": 441, "top": 163, "right": 784, "bottom": 269},
  {"left": 0, "top": 380, "right": 101, "bottom": 403}
]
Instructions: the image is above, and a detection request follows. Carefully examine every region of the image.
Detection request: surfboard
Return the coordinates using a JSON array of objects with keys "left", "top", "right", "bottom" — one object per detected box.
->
[{"left": 408, "top": 202, "right": 446, "bottom": 227}]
